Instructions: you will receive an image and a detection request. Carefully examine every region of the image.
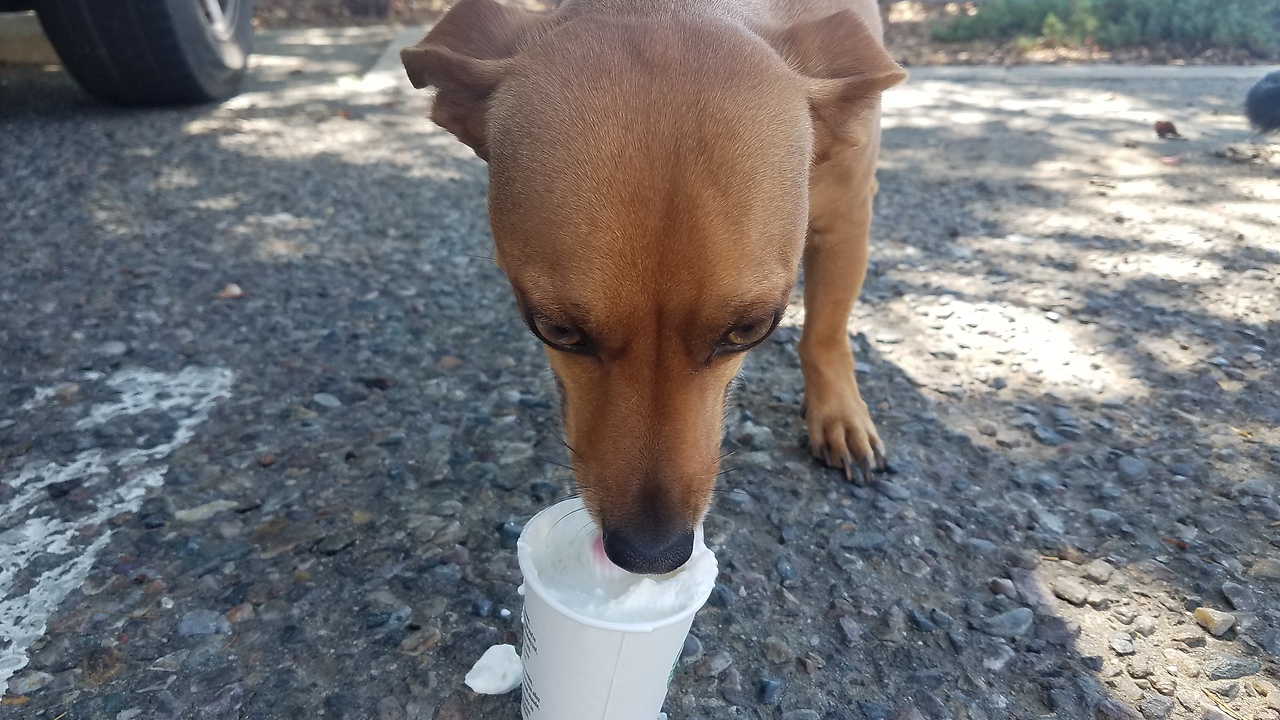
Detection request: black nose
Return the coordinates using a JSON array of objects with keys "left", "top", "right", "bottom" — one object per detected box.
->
[{"left": 602, "top": 527, "right": 695, "bottom": 575}]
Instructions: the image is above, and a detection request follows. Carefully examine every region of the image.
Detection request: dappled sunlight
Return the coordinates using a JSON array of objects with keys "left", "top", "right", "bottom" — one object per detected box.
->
[
  {"left": 1084, "top": 250, "right": 1222, "bottom": 282},
  {"left": 859, "top": 293, "right": 1138, "bottom": 401}
]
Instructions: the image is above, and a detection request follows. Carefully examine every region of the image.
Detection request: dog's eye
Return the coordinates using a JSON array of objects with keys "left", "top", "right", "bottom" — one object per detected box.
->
[
  {"left": 726, "top": 320, "right": 770, "bottom": 347},
  {"left": 532, "top": 316, "right": 586, "bottom": 350}
]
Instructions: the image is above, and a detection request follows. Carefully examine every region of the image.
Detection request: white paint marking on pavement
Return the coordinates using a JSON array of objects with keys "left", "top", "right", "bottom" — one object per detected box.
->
[{"left": 0, "top": 366, "right": 234, "bottom": 694}]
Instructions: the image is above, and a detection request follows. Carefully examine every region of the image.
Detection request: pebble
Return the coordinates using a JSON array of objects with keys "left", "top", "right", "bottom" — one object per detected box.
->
[
  {"left": 696, "top": 651, "right": 733, "bottom": 678},
  {"left": 1097, "top": 699, "right": 1144, "bottom": 720},
  {"left": 930, "top": 609, "right": 954, "bottom": 628},
  {"left": 775, "top": 556, "right": 797, "bottom": 582},
  {"left": 1139, "top": 693, "right": 1175, "bottom": 720},
  {"left": 981, "top": 608, "right": 1035, "bottom": 638},
  {"left": 1090, "top": 508, "right": 1126, "bottom": 534},
  {"left": 838, "top": 617, "right": 861, "bottom": 646},
  {"left": 226, "top": 603, "right": 254, "bottom": 623},
  {"left": 397, "top": 628, "right": 441, "bottom": 655},
  {"left": 899, "top": 557, "right": 931, "bottom": 577},
  {"left": 98, "top": 340, "right": 128, "bottom": 357},
  {"left": 762, "top": 636, "right": 794, "bottom": 665},
  {"left": 498, "top": 521, "right": 523, "bottom": 550},
  {"left": 200, "top": 682, "right": 245, "bottom": 715},
  {"left": 1218, "top": 579, "right": 1259, "bottom": 607},
  {"left": 1053, "top": 578, "right": 1090, "bottom": 606},
  {"left": 177, "top": 609, "right": 232, "bottom": 637},
  {"left": 1118, "top": 456, "right": 1148, "bottom": 480},
  {"left": 472, "top": 597, "right": 493, "bottom": 617},
  {"left": 1127, "top": 657, "right": 1155, "bottom": 678},
  {"left": 9, "top": 670, "right": 53, "bottom": 695},
  {"left": 837, "top": 530, "right": 888, "bottom": 551},
  {"left": 758, "top": 678, "right": 783, "bottom": 703},
  {"left": 720, "top": 667, "right": 742, "bottom": 693},
  {"left": 682, "top": 634, "right": 703, "bottom": 659},
  {"left": 1194, "top": 607, "right": 1236, "bottom": 636},
  {"left": 1248, "top": 558, "right": 1280, "bottom": 580},
  {"left": 726, "top": 488, "right": 752, "bottom": 512},
  {"left": 978, "top": 421, "right": 998, "bottom": 437},
  {"left": 736, "top": 420, "right": 775, "bottom": 448},
  {"left": 1133, "top": 616, "right": 1157, "bottom": 636},
  {"left": 875, "top": 606, "right": 908, "bottom": 642},
  {"left": 1057, "top": 424, "right": 1084, "bottom": 440},
  {"left": 81, "top": 647, "right": 123, "bottom": 685},
  {"left": 874, "top": 480, "right": 910, "bottom": 501},
  {"left": 983, "top": 642, "right": 1016, "bottom": 671},
  {"left": 1172, "top": 629, "right": 1207, "bottom": 648},
  {"left": 1034, "top": 426, "right": 1067, "bottom": 446},
  {"left": 312, "top": 392, "right": 342, "bottom": 409},
  {"left": 990, "top": 577, "right": 1018, "bottom": 598},
  {"left": 707, "top": 583, "right": 734, "bottom": 608},
  {"left": 1202, "top": 705, "right": 1233, "bottom": 720},
  {"left": 1111, "top": 632, "right": 1136, "bottom": 655},
  {"left": 909, "top": 608, "right": 938, "bottom": 631},
  {"left": 1204, "top": 655, "right": 1261, "bottom": 680},
  {"left": 377, "top": 697, "right": 405, "bottom": 720},
  {"left": 1085, "top": 559, "right": 1116, "bottom": 584},
  {"left": 317, "top": 529, "right": 358, "bottom": 555},
  {"left": 781, "top": 711, "right": 820, "bottom": 720}
]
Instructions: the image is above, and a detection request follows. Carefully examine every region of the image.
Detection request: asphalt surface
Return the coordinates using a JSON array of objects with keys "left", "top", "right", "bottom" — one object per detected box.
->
[{"left": 2, "top": 27, "right": 1279, "bottom": 720}]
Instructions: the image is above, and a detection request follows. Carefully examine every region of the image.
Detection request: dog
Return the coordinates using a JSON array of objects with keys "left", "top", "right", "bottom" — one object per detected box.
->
[{"left": 402, "top": 0, "right": 905, "bottom": 574}]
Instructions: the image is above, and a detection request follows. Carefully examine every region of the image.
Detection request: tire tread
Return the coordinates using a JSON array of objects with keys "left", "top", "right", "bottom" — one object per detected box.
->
[{"left": 36, "top": 0, "right": 250, "bottom": 105}]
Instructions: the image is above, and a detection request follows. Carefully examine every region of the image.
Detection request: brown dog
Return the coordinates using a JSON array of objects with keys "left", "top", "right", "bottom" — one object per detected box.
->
[{"left": 402, "top": 0, "right": 904, "bottom": 574}]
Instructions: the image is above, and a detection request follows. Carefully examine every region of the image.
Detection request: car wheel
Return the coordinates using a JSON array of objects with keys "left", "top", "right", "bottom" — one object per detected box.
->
[{"left": 36, "top": 0, "right": 254, "bottom": 106}]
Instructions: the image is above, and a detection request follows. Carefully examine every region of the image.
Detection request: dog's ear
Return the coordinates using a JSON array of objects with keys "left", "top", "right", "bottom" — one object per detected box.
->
[
  {"left": 764, "top": 11, "right": 906, "bottom": 156},
  {"left": 400, "top": 0, "right": 551, "bottom": 159}
]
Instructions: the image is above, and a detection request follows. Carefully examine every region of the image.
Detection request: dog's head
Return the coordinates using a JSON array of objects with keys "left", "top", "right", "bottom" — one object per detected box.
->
[{"left": 404, "top": 0, "right": 903, "bottom": 574}]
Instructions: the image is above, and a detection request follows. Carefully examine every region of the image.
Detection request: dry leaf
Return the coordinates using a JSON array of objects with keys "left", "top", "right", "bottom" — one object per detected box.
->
[{"left": 217, "top": 283, "right": 245, "bottom": 300}]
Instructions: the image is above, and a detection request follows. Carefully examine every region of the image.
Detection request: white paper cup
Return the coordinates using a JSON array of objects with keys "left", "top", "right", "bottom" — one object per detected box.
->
[{"left": 516, "top": 499, "right": 714, "bottom": 720}]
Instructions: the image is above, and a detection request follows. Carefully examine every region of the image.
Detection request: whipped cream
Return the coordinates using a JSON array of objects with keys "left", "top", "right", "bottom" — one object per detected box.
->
[{"left": 518, "top": 499, "right": 718, "bottom": 625}]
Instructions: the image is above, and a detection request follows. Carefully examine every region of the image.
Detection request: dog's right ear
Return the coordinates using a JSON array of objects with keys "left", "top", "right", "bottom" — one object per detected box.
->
[
  {"left": 400, "top": 0, "right": 551, "bottom": 159},
  {"left": 763, "top": 11, "right": 906, "bottom": 158}
]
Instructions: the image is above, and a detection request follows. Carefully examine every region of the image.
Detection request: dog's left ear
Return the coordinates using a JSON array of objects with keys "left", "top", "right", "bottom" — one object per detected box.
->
[
  {"left": 763, "top": 11, "right": 906, "bottom": 155},
  {"left": 400, "top": 0, "right": 552, "bottom": 159}
]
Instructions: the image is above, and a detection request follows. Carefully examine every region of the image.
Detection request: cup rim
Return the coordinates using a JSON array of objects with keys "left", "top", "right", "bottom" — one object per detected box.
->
[{"left": 516, "top": 499, "right": 716, "bottom": 633}]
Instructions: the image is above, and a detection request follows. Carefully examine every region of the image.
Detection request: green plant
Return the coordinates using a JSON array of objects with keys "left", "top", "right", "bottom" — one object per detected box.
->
[{"left": 931, "top": 0, "right": 1280, "bottom": 55}]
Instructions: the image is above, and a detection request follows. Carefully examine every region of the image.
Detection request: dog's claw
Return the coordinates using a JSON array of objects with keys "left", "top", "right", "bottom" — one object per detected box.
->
[
  {"left": 873, "top": 445, "right": 887, "bottom": 472},
  {"left": 841, "top": 454, "right": 853, "bottom": 482},
  {"left": 859, "top": 456, "right": 873, "bottom": 486}
]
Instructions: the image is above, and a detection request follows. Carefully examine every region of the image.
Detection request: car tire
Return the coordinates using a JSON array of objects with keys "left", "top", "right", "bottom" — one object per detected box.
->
[{"left": 35, "top": 0, "right": 253, "bottom": 106}]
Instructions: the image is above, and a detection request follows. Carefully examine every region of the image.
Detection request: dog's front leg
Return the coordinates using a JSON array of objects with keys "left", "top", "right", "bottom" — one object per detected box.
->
[{"left": 797, "top": 137, "right": 887, "bottom": 485}]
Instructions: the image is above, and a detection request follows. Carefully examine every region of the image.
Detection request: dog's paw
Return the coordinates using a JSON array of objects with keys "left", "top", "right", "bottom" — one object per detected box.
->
[{"left": 803, "top": 387, "right": 886, "bottom": 485}]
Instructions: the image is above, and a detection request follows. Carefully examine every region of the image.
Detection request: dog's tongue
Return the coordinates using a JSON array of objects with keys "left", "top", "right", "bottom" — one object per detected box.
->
[{"left": 588, "top": 531, "right": 628, "bottom": 582}]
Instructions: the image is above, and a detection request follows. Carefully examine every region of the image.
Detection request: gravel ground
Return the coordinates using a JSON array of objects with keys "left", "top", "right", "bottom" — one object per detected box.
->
[{"left": 2, "top": 29, "right": 1279, "bottom": 720}]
